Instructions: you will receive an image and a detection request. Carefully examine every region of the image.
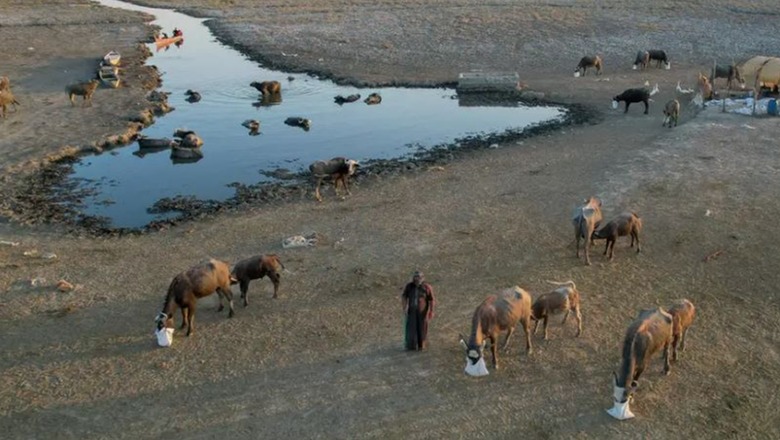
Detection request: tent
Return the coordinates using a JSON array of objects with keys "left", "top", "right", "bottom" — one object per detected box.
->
[{"left": 739, "top": 56, "right": 780, "bottom": 88}]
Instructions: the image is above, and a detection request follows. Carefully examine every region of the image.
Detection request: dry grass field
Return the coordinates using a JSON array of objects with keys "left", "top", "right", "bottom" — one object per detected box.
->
[{"left": 1, "top": 1, "right": 779, "bottom": 438}]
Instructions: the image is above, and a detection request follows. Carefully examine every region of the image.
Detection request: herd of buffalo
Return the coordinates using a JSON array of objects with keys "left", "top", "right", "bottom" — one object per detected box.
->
[
  {"left": 149, "top": 49, "right": 712, "bottom": 421},
  {"left": 6, "top": 45, "right": 709, "bottom": 421}
]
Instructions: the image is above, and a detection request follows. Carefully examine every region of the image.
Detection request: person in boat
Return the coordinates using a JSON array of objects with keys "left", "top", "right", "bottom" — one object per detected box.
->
[
  {"left": 162, "top": 32, "right": 169, "bottom": 39},
  {"left": 173, "top": 28, "right": 182, "bottom": 37}
]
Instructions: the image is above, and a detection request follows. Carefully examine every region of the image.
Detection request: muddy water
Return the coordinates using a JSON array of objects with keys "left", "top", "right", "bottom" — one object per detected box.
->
[{"left": 76, "top": 0, "right": 565, "bottom": 228}]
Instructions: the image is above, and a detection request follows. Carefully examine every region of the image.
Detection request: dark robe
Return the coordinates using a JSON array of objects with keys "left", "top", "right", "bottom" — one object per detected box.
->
[{"left": 402, "top": 282, "right": 435, "bottom": 350}]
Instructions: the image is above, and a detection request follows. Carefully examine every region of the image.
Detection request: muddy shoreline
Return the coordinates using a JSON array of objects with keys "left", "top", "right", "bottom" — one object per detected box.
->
[{"left": 7, "top": 93, "right": 599, "bottom": 236}]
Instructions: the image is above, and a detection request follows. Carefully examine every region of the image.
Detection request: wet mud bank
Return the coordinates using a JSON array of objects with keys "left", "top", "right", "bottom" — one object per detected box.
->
[
  {"left": 0, "top": 38, "right": 171, "bottom": 229},
  {"left": 3, "top": 96, "right": 600, "bottom": 237}
]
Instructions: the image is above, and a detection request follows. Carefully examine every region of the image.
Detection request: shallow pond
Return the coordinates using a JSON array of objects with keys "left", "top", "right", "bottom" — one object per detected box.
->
[{"left": 71, "top": 0, "right": 566, "bottom": 228}]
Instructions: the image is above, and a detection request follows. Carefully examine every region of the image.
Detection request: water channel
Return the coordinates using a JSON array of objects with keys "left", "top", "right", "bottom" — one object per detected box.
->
[{"left": 72, "top": 0, "right": 567, "bottom": 228}]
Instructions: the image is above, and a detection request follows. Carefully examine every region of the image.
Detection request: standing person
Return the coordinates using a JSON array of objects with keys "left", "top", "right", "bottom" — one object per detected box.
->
[{"left": 401, "top": 271, "right": 435, "bottom": 351}]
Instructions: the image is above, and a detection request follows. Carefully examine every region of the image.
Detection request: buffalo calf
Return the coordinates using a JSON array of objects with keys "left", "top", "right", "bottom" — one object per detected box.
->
[
  {"left": 663, "top": 99, "right": 680, "bottom": 128},
  {"left": 531, "top": 280, "right": 582, "bottom": 339},
  {"left": 309, "top": 157, "right": 359, "bottom": 202},
  {"left": 667, "top": 299, "right": 696, "bottom": 361},
  {"left": 231, "top": 254, "right": 285, "bottom": 306},
  {"left": 592, "top": 212, "right": 642, "bottom": 260}
]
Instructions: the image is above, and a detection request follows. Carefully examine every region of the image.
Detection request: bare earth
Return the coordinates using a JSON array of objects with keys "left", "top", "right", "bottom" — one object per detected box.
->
[{"left": 1, "top": 1, "right": 779, "bottom": 439}]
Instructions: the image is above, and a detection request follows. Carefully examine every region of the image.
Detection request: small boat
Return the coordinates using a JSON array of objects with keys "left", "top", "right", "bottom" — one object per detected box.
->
[
  {"left": 155, "top": 35, "right": 184, "bottom": 49},
  {"left": 137, "top": 136, "right": 173, "bottom": 150},
  {"left": 98, "top": 65, "right": 120, "bottom": 88},
  {"left": 103, "top": 51, "right": 121, "bottom": 66}
]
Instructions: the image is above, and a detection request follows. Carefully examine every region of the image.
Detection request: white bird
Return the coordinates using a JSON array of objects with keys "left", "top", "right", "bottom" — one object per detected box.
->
[
  {"left": 676, "top": 80, "right": 695, "bottom": 94},
  {"left": 649, "top": 83, "right": 660, "bottom": 96}
]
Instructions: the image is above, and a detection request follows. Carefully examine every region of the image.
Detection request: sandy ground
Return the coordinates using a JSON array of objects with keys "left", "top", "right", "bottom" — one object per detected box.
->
[{"left": 1, "top": 1, "right": 780, "bottom": 439}]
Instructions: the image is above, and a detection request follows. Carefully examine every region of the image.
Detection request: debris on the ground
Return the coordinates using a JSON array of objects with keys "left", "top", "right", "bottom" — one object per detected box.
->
[
  {"left": 703, "top": 249, "right": 725, "bottom": 262},
  {"left": 283, "top": 232, "right": 319, "bottom": 248},
  {"left": 56, "top": 280, "right": 75, "bottom": 292},
  {"left": 31, "top": 277, "right": 47, "bottom": 287},
  {"left": 0, "top": 241, "right": 20, "bottom": 247}
]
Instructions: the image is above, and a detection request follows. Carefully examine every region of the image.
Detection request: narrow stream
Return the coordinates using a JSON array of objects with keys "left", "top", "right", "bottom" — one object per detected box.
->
[{"left": 72, "top": 0, "right": 566, "bottom": 228}]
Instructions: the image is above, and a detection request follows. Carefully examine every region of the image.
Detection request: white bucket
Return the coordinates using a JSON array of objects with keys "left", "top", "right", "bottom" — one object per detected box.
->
[
  {"left": 612, "top": 100, "right": 619, "bottom": 110},
  {"left": 464, "top": 356, "right": 489, "bottom": 377},
  {"left": 632, "top": 65, "right": 637, "bottom": 71},
  {"left": 665, "top": 62, "right": 671, "bottom": 70},
  {"left": 574, "top": 71, "right": 581, "bottom": 78},
  {"left": 606, "top": 400, "right": 635, "bottom": 420},
  {"left": 607, "top": 384, "right": 635, "bottom": 420},
  {"left": 156, "top": 327, "right": 174, "bottom": 347}
]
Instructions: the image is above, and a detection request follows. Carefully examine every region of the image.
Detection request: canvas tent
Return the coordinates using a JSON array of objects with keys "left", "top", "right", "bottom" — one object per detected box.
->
[{"left": 739, "top": 56, "right": 780, "bottom": 88}]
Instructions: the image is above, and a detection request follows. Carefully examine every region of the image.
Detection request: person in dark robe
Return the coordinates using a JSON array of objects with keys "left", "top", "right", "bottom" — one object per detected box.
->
[{"left": 401, "top": 271, "right": 435, "bottom": 351}]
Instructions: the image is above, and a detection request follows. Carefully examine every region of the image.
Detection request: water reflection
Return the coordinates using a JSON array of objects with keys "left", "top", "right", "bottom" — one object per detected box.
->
[{"left": 74, "top": 0, "right": 566, "bottom": 228}]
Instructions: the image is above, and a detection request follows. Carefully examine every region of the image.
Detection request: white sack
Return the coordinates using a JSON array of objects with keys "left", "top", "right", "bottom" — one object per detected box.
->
[
  {"left": 464, "top": 357, "right": 489, "bottom": 377},
  {"left": 156, "top": 327, "right": 174, "bottom": 347}
]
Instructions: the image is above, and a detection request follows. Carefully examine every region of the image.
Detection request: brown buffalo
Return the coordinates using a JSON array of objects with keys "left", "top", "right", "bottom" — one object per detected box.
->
[
  {"left": 156, "top": 259, "right": 236, "bottom": 336},
  {"left": 460, "top": 286, "right": 533, "bottom": 370},
  {"left": 250, "top": 80, "right": 281, "bottom": 95},
  {"left": 231, "top": 254, "right": 285, "bottom": 306}
]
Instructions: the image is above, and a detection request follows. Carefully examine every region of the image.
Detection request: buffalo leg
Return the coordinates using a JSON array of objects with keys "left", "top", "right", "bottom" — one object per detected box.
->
[
  {"left": 220, "top": 286, "right": 235, "bottom": 318},
  {"left": 180, "top": 307, "right": 188, "bottom": 330},
  {"left": 269, "top": 272, "right": 280, "bottom": 299},
  {"left": 643, "top": 100, "right": 648, "bottom": 114},
  {"left": 624, "top": 102, "right": 630, "bottom": 113},
  {"left": 333, "top": 176, "right": 342, "bottom": 198},
  {"left": 680, "top": 328, "right": 689, "bottom": 351},
  {"left": 502, "top": 327, "right": 514, "bottom": 351},
  {"left": 584, "top": 238, "right": 592, "bottom": 266},
  {"left": 216, "top": 289, "right": 225, "bottom": 312},
  {"left": 520, "top": 317, "right": 533, "bottom": 355},
  {"left": 633, "top": 363, "right": 645, "bottom": 384},
  {"left": 490, "top": 336, "right": 499, "bottom": 369},
  {"left": 662, "top": 341, "right": 671, "bottom": 375},
  {"left": 186, "top": 306, "right": 196, "bottom": 336},
  {"left": 314, "top": 178, "right": 323, "bottom": 202},
  {"left": 343, "top": 175, "right": 351, "bottom": 195},
  {"left": 240, "top": 280, "right": 250, "bottom": 307},
  {"left": 575, "top": 307, "right": 583, "bottom": 336},
  {"left": 575, "top": 231, "right": 581, "bottom": 258}
]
